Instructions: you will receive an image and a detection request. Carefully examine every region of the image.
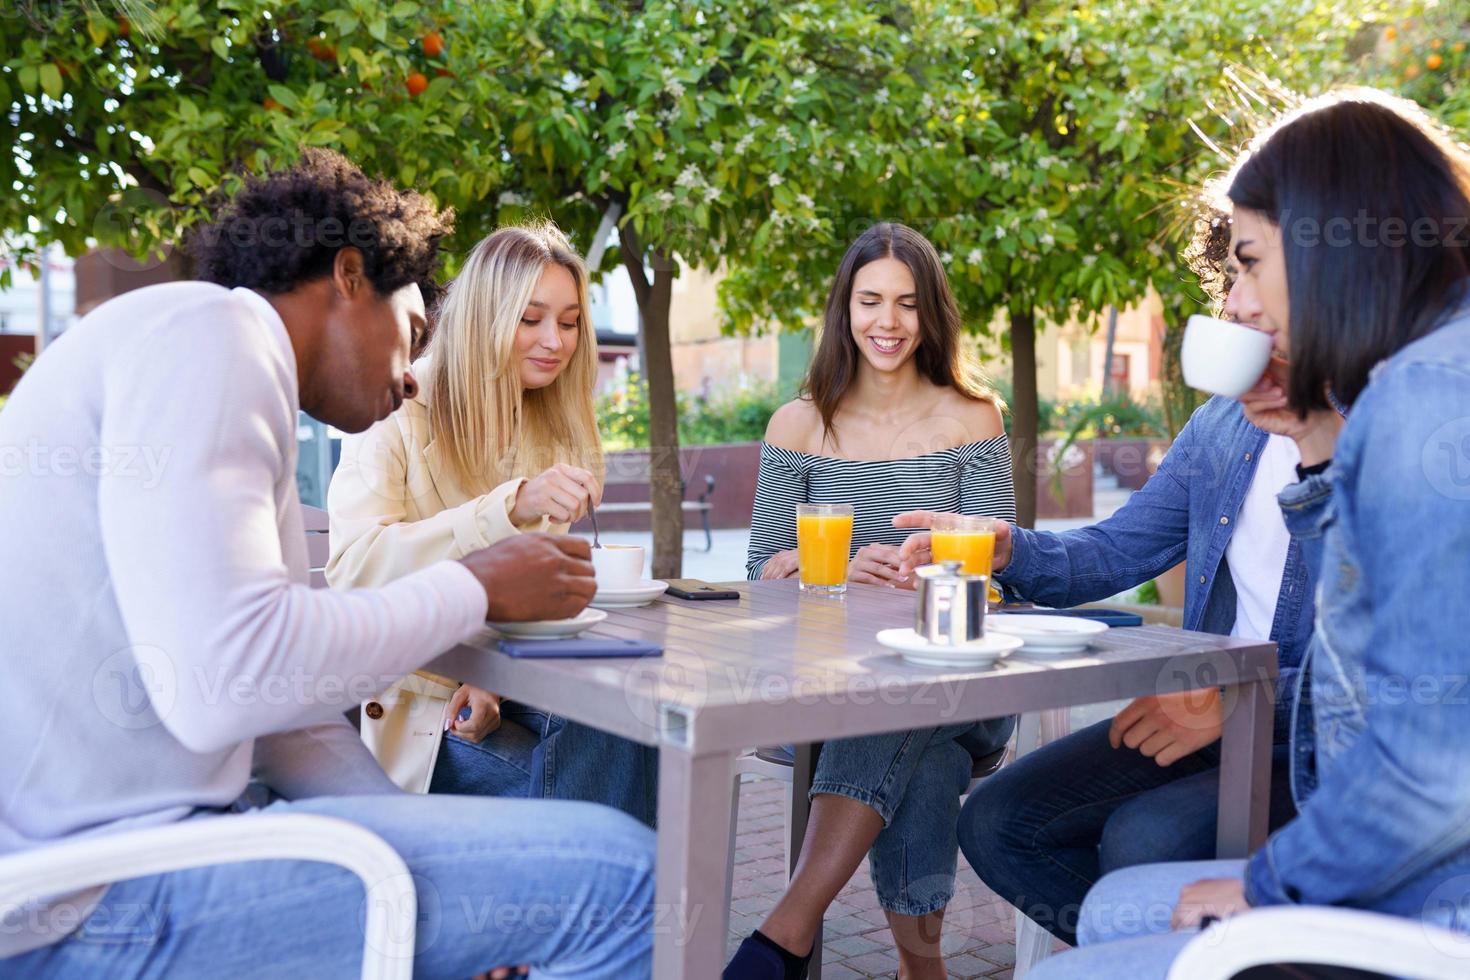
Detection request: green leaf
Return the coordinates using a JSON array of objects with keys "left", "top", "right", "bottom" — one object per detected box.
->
[
  {"left": 18, "top": 64, "right": 37, "bottom": 95},
  {"left": 39, "top": 63, "right": 62, "bottom": 100},
  {"left": 368, "top": 18, "right": 388, "bottom": 42},
  {"left": 267, "top": 85, "right": 300, "bottom": 110},
  {"left": 211, "top": 35, "right": 230, "bottom": 60}
]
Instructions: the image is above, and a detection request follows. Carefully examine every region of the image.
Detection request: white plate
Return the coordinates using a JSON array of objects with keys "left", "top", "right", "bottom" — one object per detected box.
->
[
  {"left": 876, "top": 628, "right": 1023, "bottom": 668},
  {"left": 988, "top": 614, "right": 1109, "bottom": 653},
  {"left": 589, "top": 579, "right": 669, "bottom": 609},
  {"left": 488, "top": 607, "right": 608, "bottom": 639}
]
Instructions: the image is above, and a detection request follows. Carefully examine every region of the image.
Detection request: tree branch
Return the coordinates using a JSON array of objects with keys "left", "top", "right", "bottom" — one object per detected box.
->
[{"left": 618, "top": 219, "right": 651, "bottom": 309}]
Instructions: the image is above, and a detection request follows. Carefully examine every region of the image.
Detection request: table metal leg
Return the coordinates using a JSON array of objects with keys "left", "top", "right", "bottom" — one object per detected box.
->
[
  {"left": 654, "top": 744, "right": 739, "bottom": 979},
  {"left": 787, "top": 743, "right": 822, "bottom": 978},
  {"left": 1216, "top": 678, "right": 1275, "bottom": 858}
]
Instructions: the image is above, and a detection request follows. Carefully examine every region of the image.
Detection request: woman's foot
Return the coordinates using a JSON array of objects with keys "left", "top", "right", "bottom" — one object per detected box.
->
[{"left": 723, "top": 930, "right": 813, "bottom": 980}]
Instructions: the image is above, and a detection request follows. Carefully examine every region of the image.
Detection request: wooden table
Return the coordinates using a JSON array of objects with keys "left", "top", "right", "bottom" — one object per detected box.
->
[{"left": 429, "top": 581, "right": 1278, "bottom": 979}]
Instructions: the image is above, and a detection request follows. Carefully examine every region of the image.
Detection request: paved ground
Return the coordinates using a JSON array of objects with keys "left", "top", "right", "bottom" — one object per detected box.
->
[{"left": 595, "top": 478, "right": 1134, "bottom": 977}]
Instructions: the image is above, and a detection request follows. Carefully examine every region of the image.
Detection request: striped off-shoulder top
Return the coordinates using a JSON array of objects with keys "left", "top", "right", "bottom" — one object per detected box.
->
[{"left": 744, "top": 436, "right": 1018, "bottom": 580}]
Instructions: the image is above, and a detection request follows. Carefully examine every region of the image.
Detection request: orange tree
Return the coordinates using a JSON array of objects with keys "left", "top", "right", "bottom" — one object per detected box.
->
[{"left": 0, "top": 0, "right": 1410, "bottom": 563}]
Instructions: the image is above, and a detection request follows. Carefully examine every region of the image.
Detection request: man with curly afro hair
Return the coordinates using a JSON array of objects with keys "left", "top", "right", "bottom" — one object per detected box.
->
[
  {"left": 0, "top": 150, "right": 655, "bottom": 978},
  {"left": 895, "top": 200, "right": 1310, "bottom": 953}
]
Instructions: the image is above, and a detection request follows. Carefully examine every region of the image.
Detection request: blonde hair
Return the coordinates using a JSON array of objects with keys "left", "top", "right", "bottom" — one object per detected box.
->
[{"left": 422, "top": 221, "right": 603, "bottom": 495}]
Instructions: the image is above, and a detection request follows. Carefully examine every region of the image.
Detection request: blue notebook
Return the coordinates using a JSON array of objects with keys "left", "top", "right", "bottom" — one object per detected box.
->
[{"left": 497, "top": 637, "right": 664, "bottom": 659}]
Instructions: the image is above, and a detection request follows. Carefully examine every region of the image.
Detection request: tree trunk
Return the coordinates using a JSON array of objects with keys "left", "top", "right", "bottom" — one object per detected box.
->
[
  {"left": 1010, "top": 307, "right": 1039, "bottom": 529},
  {"left": 619, "top": 226, "right": 685, "bottom": 579}
]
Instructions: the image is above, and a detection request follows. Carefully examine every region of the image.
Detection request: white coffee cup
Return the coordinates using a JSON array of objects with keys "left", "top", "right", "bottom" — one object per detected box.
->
[
  {"left": 1181, "top": 314, "right": 1275, "bottom": 399},
  {"left": 591, "top": 544, "right": 645, "bottom": 590}
]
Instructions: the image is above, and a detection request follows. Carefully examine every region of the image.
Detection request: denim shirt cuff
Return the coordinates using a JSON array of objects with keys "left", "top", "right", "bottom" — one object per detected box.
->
[
  {"left": 1277, "top": 472, "right": 1334, "bottom": 539},
  {"left": 1244, "top": 842, "right": 1294, "bottom": 908},
  {"left": 996, "top": 522, "right": 1033, "bottom": 592}
]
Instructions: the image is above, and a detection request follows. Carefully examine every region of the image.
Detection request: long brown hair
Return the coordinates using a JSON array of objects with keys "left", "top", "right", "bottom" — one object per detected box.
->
[{"left": 801, "top": 222, "right": 999, "bottom": 447}]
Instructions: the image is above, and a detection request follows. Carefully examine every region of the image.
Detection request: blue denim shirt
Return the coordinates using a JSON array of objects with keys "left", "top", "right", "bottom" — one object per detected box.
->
[
  {"left": 1000, "top": 397, "right": 1315, "bottom": 743},
  {"left": 1245, "top": 308, "right": 1470, "bottom": 925}
]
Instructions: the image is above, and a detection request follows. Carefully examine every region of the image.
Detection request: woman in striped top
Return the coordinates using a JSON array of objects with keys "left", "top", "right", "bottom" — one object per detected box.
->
[{"left": 726, "top": 224, "right": 1017, "bottom": 980}]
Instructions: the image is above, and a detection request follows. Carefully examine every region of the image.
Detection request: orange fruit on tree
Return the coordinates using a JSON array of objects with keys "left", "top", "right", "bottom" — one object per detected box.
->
[
  {"left": 263, "top": 97, "right": 282, "bottom": 110},
  {"left": 1431, "top": 38, "right": 1443, "bottom": 50},
  {"left": 1428, "top": 53, "right": 1444, "bottom": 70},
  {"left": 1405, "top": 63, "right": 1422, "bottom": 79},
  {"left": 434, "top": 67, "right": 455, "bottom": 78},
  {"left": 307, "top": 36, "right": 337, "bottom": 62},
  {"left": 422, "top": 31, "right": 444, "bottom": 57},
  {"left": 116, "top": 17, "right": 131, "bottom": 37},
  {"left": 406, "top": 72, "right": 429, "bottom": 96},
  {"left": 1454, "top": 41, "right": 1467, "bottom": 54}
]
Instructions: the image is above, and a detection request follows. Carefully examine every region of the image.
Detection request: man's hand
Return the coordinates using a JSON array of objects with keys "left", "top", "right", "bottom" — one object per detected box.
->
[
  {"left": 1173, "top": 877, "right": 1250, "bottom": 930},
  {"left": 445, "top": 685, "right": 502, "bottom": 743},
  {"left": 1109, "top": 689, "right": 1224, "bottom": 767},
  {"left": 893, "top": 511, "right": 1014, "bottom": 578},
  {"left": 760, "top": 549, "right": 800, "bottom": 580},
  {"left": 461, "top": 534, "right": 596, "bottom": 622},
  {"left": 849, "top": 543, "right": 907, "bottom": 587}
]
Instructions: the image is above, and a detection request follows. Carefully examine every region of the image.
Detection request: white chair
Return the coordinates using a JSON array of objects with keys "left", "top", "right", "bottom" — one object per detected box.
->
[
  {"left": 728, "top": 708, "right": 1072, "bottom": 978},
  {"left": 0, "top": 812, "right": 418, "bottom": 979},
  {"left": 1168, "top": 906, "right": 1470, "bottom": 980}
]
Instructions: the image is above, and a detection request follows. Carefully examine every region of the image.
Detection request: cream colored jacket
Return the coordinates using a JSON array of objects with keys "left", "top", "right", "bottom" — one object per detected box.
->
[{"left": 326, "top": 386, "right": 563, "bottom": 791}]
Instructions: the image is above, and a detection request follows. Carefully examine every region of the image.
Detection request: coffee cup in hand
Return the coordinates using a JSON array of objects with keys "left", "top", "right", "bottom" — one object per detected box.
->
[
  {"left": 591, "top": 543, "right": 645, "bottom": 590},
  {"left": 1181, "top": 314, "right": 1275, "bottom": 399}
]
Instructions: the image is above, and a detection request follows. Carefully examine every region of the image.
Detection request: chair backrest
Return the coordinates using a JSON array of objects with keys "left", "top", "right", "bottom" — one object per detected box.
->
[{"left": 302, "top": 504, "right": 330, "bottom": 589}]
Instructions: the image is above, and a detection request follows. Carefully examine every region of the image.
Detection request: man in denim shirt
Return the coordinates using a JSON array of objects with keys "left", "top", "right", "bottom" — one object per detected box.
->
[{"left": 895, "top": 392, "right": 1314, "bottom": 945}]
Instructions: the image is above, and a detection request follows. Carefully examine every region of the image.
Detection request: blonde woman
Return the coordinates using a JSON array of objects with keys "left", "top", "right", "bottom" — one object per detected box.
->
[{"left": 327, "top": 221, "right": 657, "bottom": 824}]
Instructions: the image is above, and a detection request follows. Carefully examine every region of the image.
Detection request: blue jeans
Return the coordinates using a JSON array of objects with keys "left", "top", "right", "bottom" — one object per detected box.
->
[
  {"left": 959, "top": 719, "right": 1296, "bottom": 945},
  {"left": 804, "top": 716, "right": 1015, "bottom": 917},
  {"left": 1028, "top": 859, "right": 1244, "bottom": 979},
  {"left": 5, "top": 793, "right": 655, "bottom": 979},
  {"left": 431, "top": 702, "right": 660, "bottom": 828}
]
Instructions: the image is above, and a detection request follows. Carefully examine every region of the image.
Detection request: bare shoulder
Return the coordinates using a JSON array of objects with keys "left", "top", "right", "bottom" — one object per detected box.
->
[
  {"left": 945, "top": 389, "right": 1005, "bottom": 443},
  {"left": 764, "top": 398, "right": 823, "bottom": 453}
]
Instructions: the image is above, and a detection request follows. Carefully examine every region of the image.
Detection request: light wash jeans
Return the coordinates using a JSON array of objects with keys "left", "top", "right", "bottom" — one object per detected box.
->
[
  {"left": 1028, "top": 858, "right": 1244, "bottom": 979},
  {"left": 431, "top": 701, "right": 660, "bottom": 828},
  {"left": 789, "top": 716, "right": 1015, "bottom": 917},
  {"left": 4, "top": 793, "right": 656, "bottom": 979}
]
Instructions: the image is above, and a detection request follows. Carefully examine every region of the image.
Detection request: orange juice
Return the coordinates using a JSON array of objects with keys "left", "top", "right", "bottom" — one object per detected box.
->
[
  {"left": 931, "top": 529, "right": 996, "bottom": 578},
  {"left": 796, "top": 506, "right": 854, "bottom": 593}
]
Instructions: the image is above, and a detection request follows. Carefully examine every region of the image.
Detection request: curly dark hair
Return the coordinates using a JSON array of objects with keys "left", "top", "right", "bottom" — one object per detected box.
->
[
  {"left": 191, "top": 148, "right": 454, "bottom": 296},
  {"left": 1181, "top": 202, "right": 1234, "bottom": 312}
]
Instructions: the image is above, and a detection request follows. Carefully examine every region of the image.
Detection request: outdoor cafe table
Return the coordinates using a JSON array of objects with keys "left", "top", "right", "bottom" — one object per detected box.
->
[{"left": 428, "top": 580, "right": 1278, "bottom": 979}]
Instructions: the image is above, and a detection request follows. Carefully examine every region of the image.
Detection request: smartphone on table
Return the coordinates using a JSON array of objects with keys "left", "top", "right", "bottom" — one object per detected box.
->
[{"left": 664, "top": 579, "right": 741, "bottom": 601}]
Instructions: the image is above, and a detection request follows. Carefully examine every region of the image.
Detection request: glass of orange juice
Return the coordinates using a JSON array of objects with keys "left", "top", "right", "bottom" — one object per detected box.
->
[
  {"left": 930, "top": 514, "right": 997, "bottom": 579},
  {"left": 796, "top": 503, "right": 854, "bottom": 594}
]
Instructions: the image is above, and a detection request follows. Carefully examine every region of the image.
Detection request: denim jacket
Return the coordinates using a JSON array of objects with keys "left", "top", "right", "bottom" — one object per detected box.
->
[
  {"left": 1245, "top": 307, "right": 1470, "bottom": 925},
  {"left": 1000, "top": 397, "right": 1315, "bottom": 743}
]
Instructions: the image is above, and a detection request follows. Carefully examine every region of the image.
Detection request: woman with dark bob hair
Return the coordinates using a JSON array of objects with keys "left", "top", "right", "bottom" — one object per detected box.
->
[
  {"left": 729, "top": 223, "right": 1016, "bottom": 979},
  {"left": 1029, "top": 89, "right": 1470, "bottom": 978}
]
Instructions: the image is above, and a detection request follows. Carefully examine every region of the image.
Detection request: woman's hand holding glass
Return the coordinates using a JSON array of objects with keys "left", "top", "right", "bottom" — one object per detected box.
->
[{"left": 509, "top": 463, "right": 602, "bottom": 525}]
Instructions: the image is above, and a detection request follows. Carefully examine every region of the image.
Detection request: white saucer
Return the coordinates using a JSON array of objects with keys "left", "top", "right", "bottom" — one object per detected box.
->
[
  {"left": 488, "top": 607, "right": 608, "bottom": 639},
  {"left": 988, "top": 614, "right": 1108, "bottom": 654},
  {"left": 590, "top": 579, "right": 669, "bottom": 609},
  {"left": 876, "top": 628, "right": 1023, "bottom": 668}
]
